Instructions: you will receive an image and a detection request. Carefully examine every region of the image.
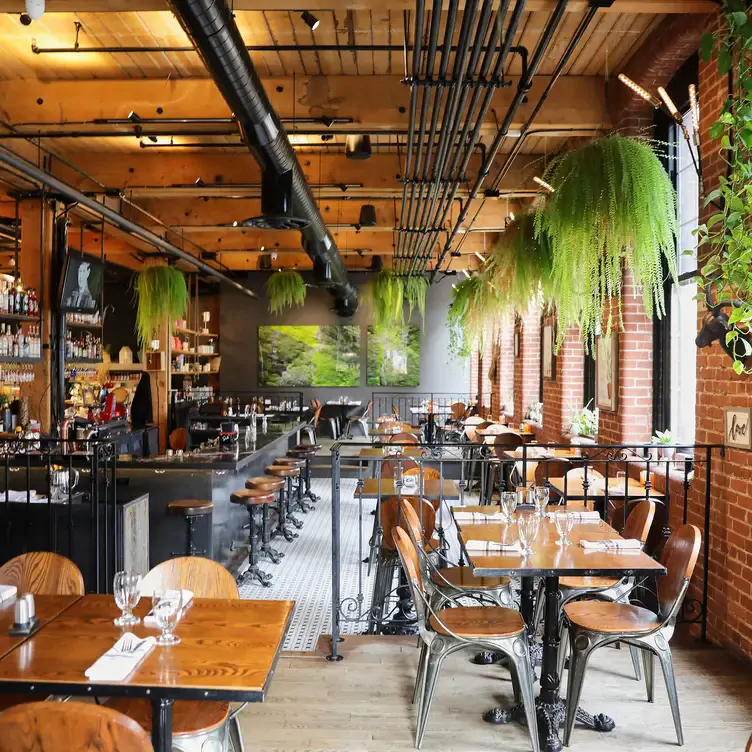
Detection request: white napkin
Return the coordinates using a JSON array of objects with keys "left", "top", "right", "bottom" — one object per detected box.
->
[
  {"left": 547, "top": 511, "right": 601, "bottom": 523},
  {"left": 0, "top": 585, "right": 17, "bottom": 604},
  {"left": 580, "top": 538, "right": 642, "bottom": 552},
  {"left": 465, "top": 539, "right": 522, "bottom": 554},
  {"left": 2, "top": 490, "right": 48, "bottom": 504},
  {"left": 142, "top": 589, "right": 193, "bottom": 627},
  {"left": 84, "top": 633, "right": 156, "bottom": 682},
  {"left": 454, "top": 511, "right": 504, "bottom": 523}
]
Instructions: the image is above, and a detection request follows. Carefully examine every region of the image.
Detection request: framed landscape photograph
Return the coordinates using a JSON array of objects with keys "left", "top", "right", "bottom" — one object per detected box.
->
[
  {"left": 367, "top": 326, "right": 420, "bottom": 386},
  {"left": 542, "top": 322, "right": 555, "bottom": 380},
  {"left": 596, "top": 333, "right": 618, "bottom": 413},
  {"left": 724, "top": 407, "right": 752, "bottom": 449},
  {"left": 258, "top": 325, "right": 360, "bottom": 386}
]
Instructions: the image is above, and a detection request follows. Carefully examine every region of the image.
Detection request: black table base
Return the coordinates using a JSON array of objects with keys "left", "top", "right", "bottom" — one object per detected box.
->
[{"left": 151, "top": 697, "right": 173, "bottom": 752}]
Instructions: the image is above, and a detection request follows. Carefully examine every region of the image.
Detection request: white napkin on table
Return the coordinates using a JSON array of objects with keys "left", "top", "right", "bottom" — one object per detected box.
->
[
  {"left": 142, "top": 589, "right": 193, "bottom": 627},
  {"left": 0, "top": 585, "right": 17, "bottom": 604},
  {"left": 465, "top": 539, "right": 523, "bottom": 554},
  {"left": 84, "top": 633, "right": 156, "bottom": 682},
  {"left": 454, "top": 510, "right": 504, "bottom": 523},
  {"left": 580, "top": 538, "right": 642, "bottom": 552},
  {"left": 2, "top": 490, "right": 49, "bottom": 503},
  {"left": 547, "top": 511, "right": 601, "bottom": 523}
]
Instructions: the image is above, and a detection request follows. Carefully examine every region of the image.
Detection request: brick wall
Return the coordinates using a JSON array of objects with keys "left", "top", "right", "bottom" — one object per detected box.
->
[
  {"left": 521, "top": 305, "right": 541, "bottom": 419},
  {"left": 499, "top": 316, "right": 515, "bottom": 419},
  {"left": 541, "top": 324, "right": 584, "bottom": 442}
]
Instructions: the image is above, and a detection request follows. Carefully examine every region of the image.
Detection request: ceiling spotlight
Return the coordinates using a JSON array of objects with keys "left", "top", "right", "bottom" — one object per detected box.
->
[
  {"left": 147, "top": 135, "right": 158, "bottom": 143},
  {"left": 617, "top": 74, "right": 661, "bottom": 109},
  {"left": 127, "top": 111, "right": 142, "bottom": 123},
  {"left": 346, "top": 134, "right": 372, "bottom": 160},
  {"left": 533, "top": 176, "right": 555, "bottom": 194},
  {"left": 358, "top": 204, "right": 377, "bottom": 228},
  {"left": 232, "top": 220, "right": 239, "bottom": 227},
  {"left": 319, "top": 115, "right": 335, "bottom": 127},
  {"left": 24, "top": 0, "right": 44, "bottom": 21},
  {"left": 301, "top": 10, "right": 319, "bottom": 30},
  {"left": 19, "top": 13, "right": 32, "bottom": 25},
  {"left": 657, "top": 86, "right": 680, "bottom": 121}
]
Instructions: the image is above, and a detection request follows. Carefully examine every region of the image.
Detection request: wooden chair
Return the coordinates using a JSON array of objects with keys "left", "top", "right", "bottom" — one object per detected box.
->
[
  {"left": 746, "top": 732, "right": 752, "bottom": 752},
  {"left": 0, "top": 552, "right": 84, "bottom": 596},
  {"left": 381, "top": 458, "right": 418, "bottom": 479},
  {"left": 108, "top": 556, "right": 244, "bottom": 752},
  {"left": 560, "top": 524, "right": 702, "bottom": 747},
  {"left": 393, "top": 526, "right": 540, "bottom": 751},
  {"left": 0, "top": 701, "right": 152, "bottom": 752},
  {"left": 533, "top": 457, "right": 572, "bottom": 487},
  {"left": 403, "top": 467, "right": 441, "bottom": 481},
  {"left": 388, "top": 431, "right": 420, "bottom": 445},
  {"left": 169, "top": 427, "right": 188, "bottom": 452},
  {"left": 392, "top": 404, "right": 401, "bottom": 420},
  {"left": 449, "top": 402, "right": 466, "bottom": 424}
]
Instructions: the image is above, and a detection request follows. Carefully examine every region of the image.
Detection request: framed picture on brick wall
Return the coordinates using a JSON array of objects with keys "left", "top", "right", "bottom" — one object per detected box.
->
[
  {"left": 724, "top": 408, "right": 752, "bottom": 449},
  {"left": 542, "top": 322, "right": 555, "bottom": 380},
  {"left": 596, "top": 333, "right": 618, "bottom": 413}
]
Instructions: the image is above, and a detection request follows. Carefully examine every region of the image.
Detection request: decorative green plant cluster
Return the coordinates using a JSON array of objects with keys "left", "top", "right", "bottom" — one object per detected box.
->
[
  {"left": 366, "top": 270, "right": 428, "bottom": 332},
  {"left": 446, "top": 273, "right": 505, "bottom": 358},
  {"left": 133, "top": 264, "right": 188, "bottom": 352},
  {"left": 535, "top": 135, "right": 678, "bottom": 352},
  {"left": 698, "top": 2, "right": 752, "bottom": 373},
  {"left": 569, "top": 400, "right": 598, "bottom": 438},
  {"left": 266, "top": 270, "right": 307, "bottom": 315}
]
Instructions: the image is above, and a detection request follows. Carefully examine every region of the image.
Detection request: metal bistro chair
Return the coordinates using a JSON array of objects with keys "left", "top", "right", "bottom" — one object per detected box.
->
[
  {"left": 560, "top": 524, "right": 702, "bottom": 748},
  {"left": 345, "top": 399, "right": 372, "bottom": 439},
  {"left": 300, "top": 406, "right": 321, "bottom": 444},
  {"left": 393, "top": 526, "right": 540, "bottom": 752},
  {"left": 108, "top": 556, "right": 247, "bottom": 752}
]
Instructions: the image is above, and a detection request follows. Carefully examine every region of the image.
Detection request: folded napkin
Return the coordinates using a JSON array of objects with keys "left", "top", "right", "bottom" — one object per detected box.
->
[
  {"left": 143, "top": 589, "right": 193, "bottom": 627},
  {"left": 454, "top": 510, "right": 503, "bottom": 523},
  {"left": 547, "top": 511, "right": 601, "bottom": 523},
  {"left": 580, "top": 538, "right": 642, "bottom": 552},
  {"left": 464, "top": 539, "right": 522, "bottom": 554},
  {"left": 0, "top": 585, "right": 17, "bottom": 604},
  {"left": 2, "top": 490, "right": 49, "bottom": 504},
  {"left": 84, "top": 633, "right": 156, "bottom": 682}
]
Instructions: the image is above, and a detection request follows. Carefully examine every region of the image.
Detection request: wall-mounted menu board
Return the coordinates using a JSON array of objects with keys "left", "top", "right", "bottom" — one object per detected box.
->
[
  {"left": 258, "top": 325, "right": 361, "bottom": 387},
  {"left": 367, "top": 326, "right": 420, "bottom": 386}
]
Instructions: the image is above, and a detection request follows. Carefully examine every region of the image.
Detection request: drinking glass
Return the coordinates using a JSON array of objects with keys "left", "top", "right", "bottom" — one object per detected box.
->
[
  {"left": 500, "top": 492, "right": 517, "bottom": 523},
  {"left": 616, "top": 472, "right": 627, "bottom": 493},
  {"left": 113, "top": 571, "right": 141, "bottom": 626},
  {"left": 553, "top": 513, "right": 575, "bottom": 547},
  {"left": 152, "top": 589, "right": 184, "bottom": 646},
  {"left": 516, "top": 514, "right": 540, "bottom": 556},
  {"left": 533, "top": 486, "right": 549, "bottom": 516}
]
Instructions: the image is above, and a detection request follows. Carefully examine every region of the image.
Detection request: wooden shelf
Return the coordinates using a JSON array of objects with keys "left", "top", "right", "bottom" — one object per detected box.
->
[
  {"left": 174, "top": 327, "right": 199, "bottom": 336},
  {"left": 172, "top": 370, "right": 220, "bottom": 375},
  {"left": 172, "top": 351, "right": 218, "bottom": 357},
  {"left": 105, "top": 363, "right": 145, "bottom": 372},
  {"left": 66, "top": 359, "right": 103, "bottom": 365},
  {"left": 66, "top": 320, "right": 102, "bottom": 330},
  {"left": 197, "top": 331, "right": 219, "bottom": 338},
  {"left": 0, "top": 313, "right": 40, "bottom": 323},
  {"left": 0, "top": 356, "right": 41, "bottom": 363}
]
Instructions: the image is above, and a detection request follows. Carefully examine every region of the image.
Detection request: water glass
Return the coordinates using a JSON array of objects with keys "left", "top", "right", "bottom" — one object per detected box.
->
[
  {"left": 500, "top": 492, "right": 517, "bottom": 523},
  {"left": 152, "top": 589, "right": 184, "bottom": 646},
  {"left": 552, "top": 513, "right": 575, "bottom": 547},
  {"left": 113, "top": 571, "right": 141, "bottom": 626},
  {"left": 533, "top": 486, "right": 549, "bottom": 516},
  {"left": 516, "top": 513, "right": 540, "bottom": 556}
]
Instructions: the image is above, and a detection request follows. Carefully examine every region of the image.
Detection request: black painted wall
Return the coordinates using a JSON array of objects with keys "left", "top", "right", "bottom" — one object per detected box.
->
[{"left": 219, "top": 272, "right": 470, "bottom": 405}]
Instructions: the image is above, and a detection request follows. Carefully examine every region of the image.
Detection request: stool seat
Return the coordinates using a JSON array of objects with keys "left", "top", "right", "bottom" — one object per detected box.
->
[
  {"left": 266, "top": 464, "right": 300, "bottom": 477},
  {"left": 288, "top": 448, "right": 316, "bottom": 458},
  {"left": 230, "top": 489, "right": 276, "bottom": 506},
  {"left": 295, "top": 443, "right": 321, "bottom": 451},
  {"left": 167, "top": 499, "right": 214, "bottom": 517},
  {"left": 274, "top": 457, "right": 305, "bottom": 468},
  {"left": 247, "top": 476, "right": 285, "bottom": 491}
]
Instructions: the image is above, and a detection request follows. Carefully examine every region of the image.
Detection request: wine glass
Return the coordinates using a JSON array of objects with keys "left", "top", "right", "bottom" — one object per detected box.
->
[
  {"left": 516, "top": 513, "right": 540, "bottom": 556},
  {"left": 553, "top": 513, "right": 575, "bottom": 547},
  {"left": 533, "top": 486, "right": 549, "bottom": 516},
  {"left": 500, "top": 492, "right": 517, "bottom": 523},
  {"left": 152, "top": 589, "right": 184, "bottom": 646},
  {"left": 113, "top": 571, "right": 141, "bottom": 626}
]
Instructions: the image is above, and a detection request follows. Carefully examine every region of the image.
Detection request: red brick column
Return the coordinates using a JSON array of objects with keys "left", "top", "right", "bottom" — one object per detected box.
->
[
  {"left": 499, "top": 316, "right": 515, "bottom": 420},
  {"left": 541, "top": 325, "right": 584, "bottom": 442},
  {"left": 519, "top": 305, "right": 541, "bottom": 421}
]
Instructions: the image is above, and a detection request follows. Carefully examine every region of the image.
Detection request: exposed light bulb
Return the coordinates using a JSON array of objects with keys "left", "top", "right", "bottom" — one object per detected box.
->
[
  {"left": 618, "top": 73, "right": 661, "bottom": 108},
  {"left": 533, "top": 176, "right": 555, "bottom": 194},
  {"left": 689, "top": 84, "right": 700, "bottom": 134},
  {"left": 657, "top": 86, "right": 680, "bottom": 120},
  {"left": 509, "top": 211, "right": 515, "bottom": 221},
  {"left": 461, "top": 269, "right": 471, "bottom": 278},
  {"left": 25, "top": 0, "right": 44, "bottom": 21}
]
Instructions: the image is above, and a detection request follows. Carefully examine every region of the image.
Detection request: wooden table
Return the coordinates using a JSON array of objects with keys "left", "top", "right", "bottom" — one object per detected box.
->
[
  {"left": 357, "top": 447, "right": 425, "bottom": 459},
  {"left": 369, "top": 427, "right": 421, "bottom": 441},
  {"left": 454, "top": 511, "right": 665, "bottom": 752},
  {"left": 357, "top": 478, "right": 460, "bottom": 500},
  {"left": 0, "top": 594, "right": 294, "bottom": 752},
  {"left": 548, "top": 476, "right": 663, "bottom": 501}
]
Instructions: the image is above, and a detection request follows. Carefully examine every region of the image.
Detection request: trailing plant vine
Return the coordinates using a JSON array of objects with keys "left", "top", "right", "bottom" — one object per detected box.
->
[
  {"left": 535, "top": 135, "right": 678, "bottom": 352},
  {"left": 698, "top": 2, "right": 752, "bottom": 373},
  {"left": 133, "top": 264, "right": 189, "bottom": 352},
  {"left": 446, "top": 272, "right": 505, "bottom": 359},
  {"left": 366, "top": 271, "right": 428, "bottom": 332},
  {"left": 266, "top": 270, "right": 307, "bottom": 315}
]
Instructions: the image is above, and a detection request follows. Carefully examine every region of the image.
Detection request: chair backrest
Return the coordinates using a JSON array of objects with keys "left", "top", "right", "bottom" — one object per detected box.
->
[
  {"left": 746, "top": 731, "right": 752, "bottom": 752},
  {"left": 381, "top": 458, "right": 418, "bottom": 478},
  {"left": 391, "top": 404, "right": 400, "bottom": 419},
  {"left": 450, "top": 402, "right": 466, "bottom": 421},
  {"left": 0, "top": 552, "right": 84, "bottom": 596},
  {"left": 466, "top": 420, "right": 491, "bottom": 443},
  {"left": 533, "top": 458, "right": 571, "bottom": 486},
  {"left": 139, "top": 556, "right": 238, "bottom": 599},
  {"left": 380, "top": 497, "right": 435, "bottom": 550},
  {"left": 403, "top": 466, "right": 441, "bottom": 481},
  {"left": 363, "top": 400, "right": 373, "bottom": 419},
  {"left": 313, "top": 405, "right": 322, "bottom": 426},
  {"left": 657, "top": 524, "right": 701, "bottom": 621},
  {"left": 388, "top": 432, "right": 419, "bottom": 445},
  {"left": 622, "top": 500, "right": 656, "bottom": 545},
  {"left": 0, "top": 701, "right": 152, "bottom": 752},
  {"left": 493, "top": 430, "right": 523, "bottom": 457}
]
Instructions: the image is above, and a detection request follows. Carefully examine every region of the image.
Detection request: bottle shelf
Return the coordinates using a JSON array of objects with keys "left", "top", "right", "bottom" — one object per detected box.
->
[
  {"left": 66, "top": 321, "right": 103, "bottom": 331},
  {"left": 0, "top": 313, "right": 41, "bottom": 323},
  {"left": 66, "top": 359, "right": 104, "bottom": 365},
  {"left": 0, "top": 356, "right": 41, "bottom": 364}
]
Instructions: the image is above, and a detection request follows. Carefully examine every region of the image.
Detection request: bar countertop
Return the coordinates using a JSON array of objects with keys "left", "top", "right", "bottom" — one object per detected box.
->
[{"left": 117, "top": 420, "right": 305, "bottom": 471}]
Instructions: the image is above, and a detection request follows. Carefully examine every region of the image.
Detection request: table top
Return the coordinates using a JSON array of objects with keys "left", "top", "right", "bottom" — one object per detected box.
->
[
  {"left": 358, "top": 447, "right": 425, "bottom": 458},
  {"left": 548, "top": 476, "right": 663, "bottom": 499},
  {"left": 455, "top": 511, "right": 666, "bottom": 578},
  {"left": 409, "top": 406, "right": 453, "bottom": 415},
  {"left": 0, "top": 594, "right": 81, "bottom": 661},
  {"left": 358, "top": 478, "right": 460, "bottom": 500},
  {"left": 370, "top": 427, "right": 421, "bottom": 437},
  {"left": 503, "top": 448, "right": 584, "bottom": 460},
  {"left": 0, "top": 595, "right": 294, "bottom": 702}
]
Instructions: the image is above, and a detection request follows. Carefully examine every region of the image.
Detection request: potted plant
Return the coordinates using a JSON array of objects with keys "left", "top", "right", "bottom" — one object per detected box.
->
[
  {"left": 266, "top": 270, "right": 306, "bottom": 314},
  {"left": 133, "top": 263, "right": 188, "bottom": 352},
  {"left": 366, "top": 271, "right": 428, "bottom": 333},
  {"left": 569, "top": 401, "right": 598, "bottom": 441},
  {"left": 652, "top": 429, "right": 675, "bottom": 459}
]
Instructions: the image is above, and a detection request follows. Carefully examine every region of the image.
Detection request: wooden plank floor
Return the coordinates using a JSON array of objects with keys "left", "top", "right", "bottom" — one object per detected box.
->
[{"left": 238, "top": 635, "right": 752, "bottom": 752}]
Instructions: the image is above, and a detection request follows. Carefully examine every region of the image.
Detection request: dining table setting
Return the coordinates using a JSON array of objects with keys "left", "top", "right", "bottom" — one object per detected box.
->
[{"left": 451, "top": 496, "right": 666, "bottom": 752}]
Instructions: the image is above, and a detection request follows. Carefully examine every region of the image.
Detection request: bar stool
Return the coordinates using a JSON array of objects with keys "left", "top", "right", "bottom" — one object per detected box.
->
[
  {"left": 230, "top": 489, "right": 276, "bottom": 586},
  {"left": 289, "top": 443, "right": 320, "bottom": 502},
  {"left": 265, "top": 465, "right": 304, "bottom": 531},
  {"left": 167, "top": 499, "right": 214, "bottom": 557},
  {"left": 273, "top": 457, "right": 311, "bottom": 513},
  {"left": 247, "top": 475, "right": 297, "bottom": 543}
]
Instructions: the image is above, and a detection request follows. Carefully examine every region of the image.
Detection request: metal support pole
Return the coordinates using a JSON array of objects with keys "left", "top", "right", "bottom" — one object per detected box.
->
[{"left": 328, "top": 444, "right": 343, "bottom": 661}]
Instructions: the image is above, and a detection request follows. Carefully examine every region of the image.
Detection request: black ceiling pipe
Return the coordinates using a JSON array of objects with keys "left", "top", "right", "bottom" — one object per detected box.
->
[{"left": 167, "top": 0, "right": 358, "bottom": 316}]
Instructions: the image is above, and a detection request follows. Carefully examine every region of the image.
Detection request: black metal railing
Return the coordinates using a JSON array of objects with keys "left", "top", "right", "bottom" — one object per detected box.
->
[
  {"left": 328, "top": 439, "right": 722, "bottom": 660},
  {"left": 372, "top": 392, "right": 479, "bottom": 425},
  {"left": 0, "top": 436, "right": 118, "bottom": 593}
]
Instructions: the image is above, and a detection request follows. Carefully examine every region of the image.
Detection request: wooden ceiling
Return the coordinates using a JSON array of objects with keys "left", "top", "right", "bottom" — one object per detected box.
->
[{"left": 0, "top": 0, "right": 715, "bottom": 275}]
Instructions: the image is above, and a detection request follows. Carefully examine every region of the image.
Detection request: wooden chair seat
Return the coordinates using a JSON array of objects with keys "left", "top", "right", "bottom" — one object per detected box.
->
[
  {"left": 288, "top": 448, "right": 315, "bottom": 458},
  {"left": 247, "top": 476, "right": 284, "bottom": 491},
  {"left": 295, "top": 443, "right": 321, "bottom": 451},
  {"left": 273, "top": 457, "right": 305, "bottom": 468},
  {"left": 563, "top": 601, "right": 660, "bottom": 634},
  {"left": 560, "top": 576, "right": 620, "bottom": 590},
  {"left": 106, "top": 698, "right": 229, "bottom": 737},
  {"left": 265, "top": 465, "right": 300, "bottom": 477},
  {"left": 166, "top": 499, "right": 214, "bottom": 517},
  {"left": 432, "top": 567, "right": 511, "bottom": 590},
  {"left": 230, "top": 489, "right": 276, "bottom": 506},
  {"left": 428, "top": 605, "right": 524, "bottom": 638}
]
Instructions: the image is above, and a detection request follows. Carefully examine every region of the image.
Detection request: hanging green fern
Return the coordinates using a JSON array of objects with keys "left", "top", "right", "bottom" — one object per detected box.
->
[
  {"left": 535, "top": 135, "right": 677, "bottom": 352},
  {"left": 365, "top": 270, "right": 405, "bottom": 332},
  {"left": 403, "top": 275, "right": 428, "bottom": 327},
  {"left": 133, "top": 264, "right": 189, "bottom": 352},
  {"left": 266, "top": 270, "right": 307, "bottom": 315},
  {"left": 446, "top": 273, "right": 505, "bottom": 359}
]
